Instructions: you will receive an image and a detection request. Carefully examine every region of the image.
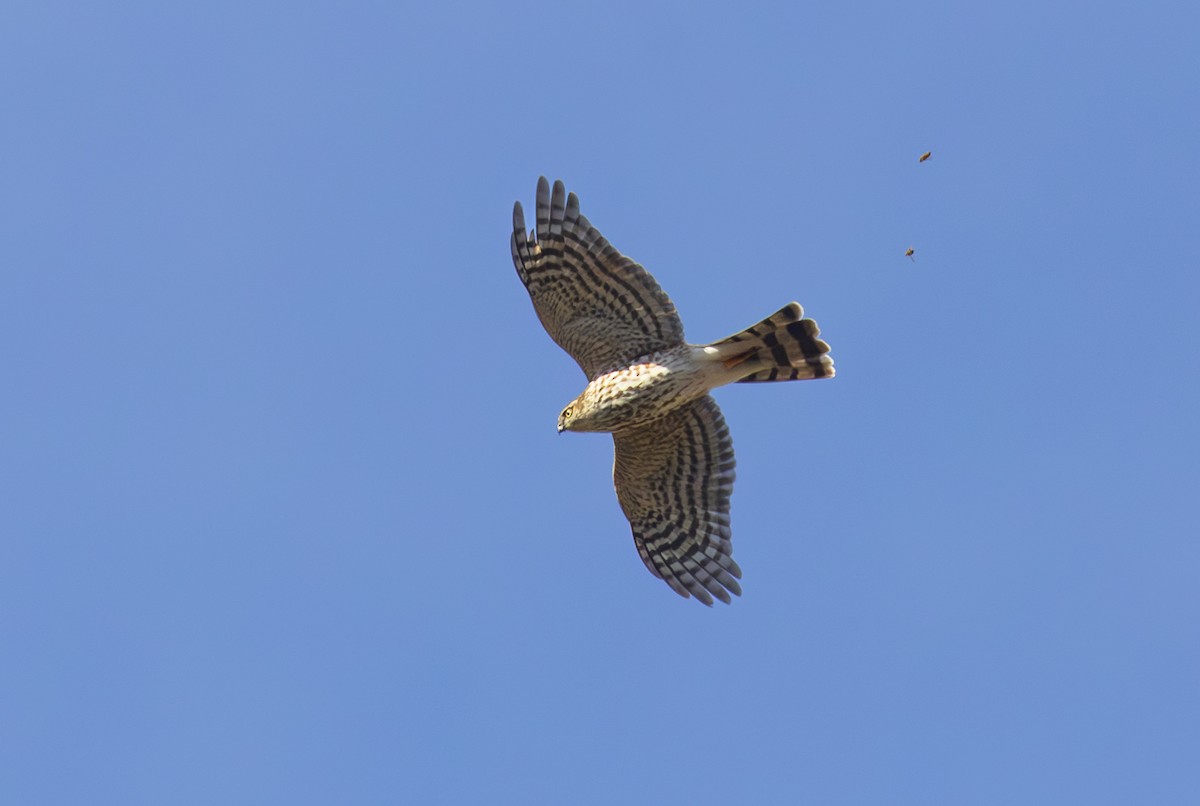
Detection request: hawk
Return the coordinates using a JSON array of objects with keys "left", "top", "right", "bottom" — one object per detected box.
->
[{"left": 511, "top": 178, "right": 834, "bottom": 605}]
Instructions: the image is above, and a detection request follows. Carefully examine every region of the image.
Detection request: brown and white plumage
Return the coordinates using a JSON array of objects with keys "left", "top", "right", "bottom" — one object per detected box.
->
[
  {"left": 511, "top": 177, "right": 834, "bottom": 605},
  {"left": 511, "top": 178, "right": 683, "bottom": 380},
  {"left": 613, "top": 396, "right": 740, "bottom": 605}
]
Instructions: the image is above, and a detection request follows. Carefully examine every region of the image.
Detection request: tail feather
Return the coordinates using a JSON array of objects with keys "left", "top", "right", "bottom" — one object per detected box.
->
[{"left": 710, "top": 302, "right": 835, "bottom": 383}]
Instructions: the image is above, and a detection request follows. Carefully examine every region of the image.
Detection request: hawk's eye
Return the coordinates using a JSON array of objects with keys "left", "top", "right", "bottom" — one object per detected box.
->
[{"left": 562, "top": 407, "right": 573, "bottom": 419}]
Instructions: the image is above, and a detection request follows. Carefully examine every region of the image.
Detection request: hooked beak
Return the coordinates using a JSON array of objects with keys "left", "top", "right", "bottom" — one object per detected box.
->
[{"left": 557, "top": 423, "right": 565, "bottom": 434}]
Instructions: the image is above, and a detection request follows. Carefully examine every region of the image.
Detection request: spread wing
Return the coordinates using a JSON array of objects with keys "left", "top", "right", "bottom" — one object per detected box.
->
[
  {"left": 511, "top": 177, "right": 685, "bottom": 380},
  {"left": 612, "top": 395, "right": 742, "bottom": 605}
]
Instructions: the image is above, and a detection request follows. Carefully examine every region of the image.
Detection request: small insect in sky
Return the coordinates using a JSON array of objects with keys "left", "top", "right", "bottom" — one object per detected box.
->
[
  {"left": 919, "top": 151, "right": 932, "bottom": 162},
  {"left": 904, "top": 247, "right": 915, "bottom": 262}
]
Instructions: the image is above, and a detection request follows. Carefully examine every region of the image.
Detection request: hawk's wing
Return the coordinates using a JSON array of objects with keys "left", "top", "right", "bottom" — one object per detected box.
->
[
  {"left": 511, "top": 177, "right": 685, "bottom": 380},
  {"left": 612, "top": 395, "right": 742, "bottom": 605}
]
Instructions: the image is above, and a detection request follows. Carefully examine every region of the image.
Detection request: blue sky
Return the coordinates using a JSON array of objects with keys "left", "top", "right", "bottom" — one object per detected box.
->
[{"left": 2, "top": 1, "right": 1198, "bottom": 803}]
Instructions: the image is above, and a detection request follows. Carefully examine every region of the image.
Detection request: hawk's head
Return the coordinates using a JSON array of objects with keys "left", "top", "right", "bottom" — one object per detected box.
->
[{"left": 557, "top": 403, "right": 577, "bottom": 434}]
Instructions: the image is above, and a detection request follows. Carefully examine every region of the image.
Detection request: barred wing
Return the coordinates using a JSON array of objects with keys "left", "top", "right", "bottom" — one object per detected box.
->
[
  {"left": 612, "top": 395, "right": 742, "bottom": 605},
  {"left": 511, "top": 177, "right": 685, "bottom": 380}
]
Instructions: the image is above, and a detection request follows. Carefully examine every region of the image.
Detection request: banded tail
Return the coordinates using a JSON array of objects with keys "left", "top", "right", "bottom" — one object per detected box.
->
[{"left": 710, "top": 302, "right": 835, "bottom": 382}]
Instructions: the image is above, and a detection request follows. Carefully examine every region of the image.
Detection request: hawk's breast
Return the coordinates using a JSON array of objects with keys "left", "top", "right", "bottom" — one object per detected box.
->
[{"left": 582, "top": 346, "right": 713, "bottom": 432}]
